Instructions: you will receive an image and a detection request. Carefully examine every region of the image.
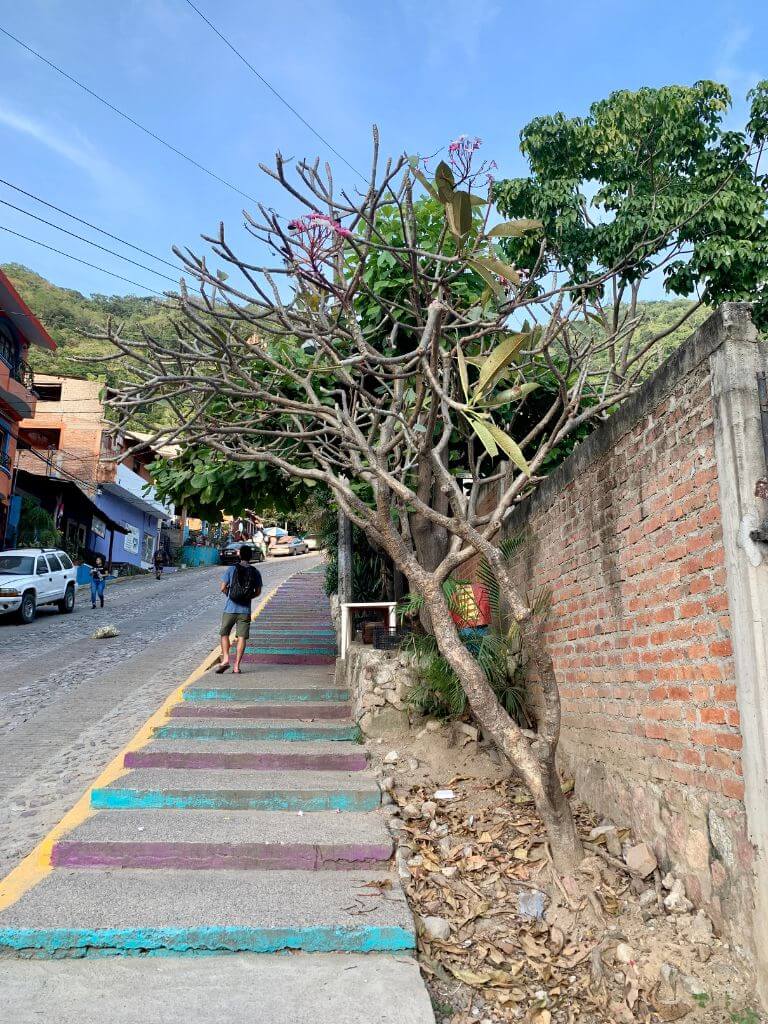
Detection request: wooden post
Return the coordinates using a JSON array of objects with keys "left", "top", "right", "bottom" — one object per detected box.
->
[{"left": 337, "top": 506, "right": 352, "bottom": 604}]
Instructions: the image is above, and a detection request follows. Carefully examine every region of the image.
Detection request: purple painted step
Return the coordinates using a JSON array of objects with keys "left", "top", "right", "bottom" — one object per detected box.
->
[
  {"left": 124, "top": 750, "right": 368, "bottom": 771},
  {"left": 51, "top": 840, "right": 393, "bottom": 871},
  {"left": 239, "top": 654, "right": 335, "bottom": 665},
  {"left": 168, "top": 704, "right": 349, "bottom": 720}
]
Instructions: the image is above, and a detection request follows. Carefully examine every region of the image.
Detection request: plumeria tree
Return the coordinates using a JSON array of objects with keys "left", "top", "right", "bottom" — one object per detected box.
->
[{"left": 106, "top": 82, "right": 768, "bottom": 871}]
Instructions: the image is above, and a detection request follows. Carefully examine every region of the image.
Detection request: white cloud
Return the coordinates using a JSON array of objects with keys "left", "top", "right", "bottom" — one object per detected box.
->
[{"left": 0, "top": 102, "right": 138, "bottom": 200}]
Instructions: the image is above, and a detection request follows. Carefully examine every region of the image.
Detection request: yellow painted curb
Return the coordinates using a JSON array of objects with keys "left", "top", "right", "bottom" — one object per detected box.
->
[{"left": 0, "top": 579, "right": 282, "bottom": 912}]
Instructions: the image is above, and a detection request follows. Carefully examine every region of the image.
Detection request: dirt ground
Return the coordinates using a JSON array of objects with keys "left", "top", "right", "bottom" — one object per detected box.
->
[{"left": 367, "top": 720, "right": 763, "bottom": 1024}]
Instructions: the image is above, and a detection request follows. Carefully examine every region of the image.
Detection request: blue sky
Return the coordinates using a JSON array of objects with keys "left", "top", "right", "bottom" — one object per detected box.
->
[{"left": 0, "top": 0, "right": 766, "bottom": 299}]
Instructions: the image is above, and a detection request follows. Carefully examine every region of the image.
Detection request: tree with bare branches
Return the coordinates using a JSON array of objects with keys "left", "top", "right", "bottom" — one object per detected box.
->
[{"left": 105, "top": 82, "right": 768, "bottom": 870}]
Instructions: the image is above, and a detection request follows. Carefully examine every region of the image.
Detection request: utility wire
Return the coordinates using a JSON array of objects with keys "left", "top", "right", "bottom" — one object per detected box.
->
[
  {"left": 0, "top": 198, "right": 179, "bottom": 285},
  {"left": 0, "top": 25, "right": 258, "bottom": 204},
  {"left": 182, "top": 0, "right": 366, "bottom": 181},
  {"left": 0, "top": 177, "right": 181, "bottom": 272},
  {"left": 0, "top": 225, "right": 167, "bottom": 296}
]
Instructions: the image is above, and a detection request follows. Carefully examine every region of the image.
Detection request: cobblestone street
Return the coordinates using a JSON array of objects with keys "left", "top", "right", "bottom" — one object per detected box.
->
[{"left": 0, "top": 555, "right": 320, "bottom": 877}]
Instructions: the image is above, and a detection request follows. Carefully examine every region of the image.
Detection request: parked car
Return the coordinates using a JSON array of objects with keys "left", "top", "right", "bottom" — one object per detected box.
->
[
  {"left": 219, "top": 541, "right": 265, "bottom": 565},
  {"left": 304, "top": 535, "right": 322, "bottom": 551},
  {"left": 0, "top": 548, "right": 78, "bottom": 624},
  {"left": 270, "top": 536, "right": 309, "bottom": 557}
]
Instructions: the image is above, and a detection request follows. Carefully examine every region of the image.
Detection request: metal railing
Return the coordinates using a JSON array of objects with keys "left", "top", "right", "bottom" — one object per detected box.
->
[{"left": 13, "top": 360, "right": 35, "bottom": 394}]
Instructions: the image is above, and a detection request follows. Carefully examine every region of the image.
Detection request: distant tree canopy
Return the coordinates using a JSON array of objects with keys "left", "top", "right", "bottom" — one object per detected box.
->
[{"left": 493, "top": 80, "right": 768, "bottom": 326}]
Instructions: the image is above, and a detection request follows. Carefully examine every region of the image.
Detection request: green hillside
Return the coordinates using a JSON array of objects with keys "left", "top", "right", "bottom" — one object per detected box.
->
[
  {"left": 2, "top": 263, "right": 710, "bottom": 384},
  {"left": 1, "top": 263, "right": 177, "bottom": 382}
]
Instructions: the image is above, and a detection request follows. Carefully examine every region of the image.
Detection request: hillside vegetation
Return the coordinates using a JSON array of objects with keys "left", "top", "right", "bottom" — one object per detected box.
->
[
  {"left": 1, "top": 263, "right": 177, "bottom": 382},
  {"left": 3, "top": 263, "right": 710, "bottom": 383}
]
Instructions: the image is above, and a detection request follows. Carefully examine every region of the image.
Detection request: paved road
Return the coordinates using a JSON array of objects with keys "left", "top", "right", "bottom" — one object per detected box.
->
[{"left": 0, "top": 554, "right": 321, "bottom": 877}]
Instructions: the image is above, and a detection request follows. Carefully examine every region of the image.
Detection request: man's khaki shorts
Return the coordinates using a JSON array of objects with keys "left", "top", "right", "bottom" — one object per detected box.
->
[{"left": 220, "top": 611, "right": 251, "bottom": 639}]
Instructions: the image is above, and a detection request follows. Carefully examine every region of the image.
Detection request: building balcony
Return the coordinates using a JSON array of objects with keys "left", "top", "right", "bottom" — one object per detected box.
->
[{"left": 0, "top": 360, "right": 36, "bottom": 419}]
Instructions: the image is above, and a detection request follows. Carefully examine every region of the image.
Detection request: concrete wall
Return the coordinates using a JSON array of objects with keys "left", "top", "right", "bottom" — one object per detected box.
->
[{"left": 497, "top": 305, "right": 767, "bottom": 984}]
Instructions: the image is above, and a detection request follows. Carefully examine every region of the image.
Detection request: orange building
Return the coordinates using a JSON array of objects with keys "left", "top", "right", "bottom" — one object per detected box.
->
[{"left": 0, "top": 269, "right": 56, "bottom": 545}]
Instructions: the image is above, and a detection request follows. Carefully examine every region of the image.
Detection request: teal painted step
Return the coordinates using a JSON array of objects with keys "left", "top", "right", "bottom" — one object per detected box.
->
[
  {"left": 154, "top": 722, "right": 360, "bottom": 742},
  {"left": 182, "top": 687, "right": 349, "bottom": 703},
  {"left": 242, "top": 647, "right": 336, "bottom": 656},
  {"left": 91, "top": 768, "right": 380, "bottom": 812},
  {"left": 0, "top": 869, "right": 415, "bottom": 957},
  {"left": 91, "top": 790, "right": 379, "bottom": 812}
]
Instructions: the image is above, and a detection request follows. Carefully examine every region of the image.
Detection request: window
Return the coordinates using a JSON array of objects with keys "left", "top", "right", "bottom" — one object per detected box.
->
[
  {"left": 142, "top": 531, "right": 155, "bottom": 563},
  {"left": 0, "top": 555, "right": 34, "bottom": 575},
  {"left": 34, "top": 383, "right": 62, "bottom": 402},
  {"left": 58, "top": 553, "right": 73, "bottom": 570},
  {"left": 0, "top": 320, "right": 17, "bottom": 369},
  {"left": 0, "top": 423, "right": 9, "bottom": 473},
  {"left": 46, "top": 554, "right": 63, "bottom": 571},
  {"left": 36, "top": 558, "right": 48, "bottom": 576}
]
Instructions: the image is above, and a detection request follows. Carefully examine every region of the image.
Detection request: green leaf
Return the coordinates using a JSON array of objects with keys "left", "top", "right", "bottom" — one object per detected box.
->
[
  {"left": 467, "top": 415, "right": 498, "bottom": 457},
  {"left": 456, "top": 345, "right": 470, "bottom": 400},
  {"left": 469, "top": 193, "right": 487, "bottom": 206},
  {"left": 434, "top": 161, "right": 456, "bottom": 203},
  {"left": 446, "top": 190, "right": 473, "bottom": 238},
  {"left": 408, "top": 159, "right": 438, "bottom": 200},
  {"left": 467, "top": 259, "right": 504, "bottom": 298},
  {"left": 484, "top": 422, "right": 530, "bottom": 475},
  {"left": 473, "top": 255, "right": 520, "bottom": 286},
  {"left": 476, "top": 333, "right": 529, "bottom": 395},
  {"left": 484, "top": 382, "right": 540, "bottom": 407},
  {"left": 486, "top": 218, "right": 543, "bottom": 238}
]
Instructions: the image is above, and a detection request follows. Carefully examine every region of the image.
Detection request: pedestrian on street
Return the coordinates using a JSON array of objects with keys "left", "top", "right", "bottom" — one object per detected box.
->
[
  {"left": 90, "top": 556, "right": 107, "bottom": 609},
  {"left": 215, "top": 544, "right": 262, "bottom": 674},
  {"left": 153, "top": 547, "right": 164, "bottom": 580}
]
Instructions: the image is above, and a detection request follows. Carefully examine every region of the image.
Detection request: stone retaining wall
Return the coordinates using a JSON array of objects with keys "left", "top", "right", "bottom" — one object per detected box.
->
[{"left": 337, "top": 644, "right": 417, "bottom": 737}]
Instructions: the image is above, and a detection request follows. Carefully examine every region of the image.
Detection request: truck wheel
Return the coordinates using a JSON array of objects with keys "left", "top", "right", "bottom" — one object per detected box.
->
[
  {"left": 58, "top": 584, "right": 75, "bottom": 614},
  {"left": 18, "top": 592, "right": 36, "bottom": 624}
]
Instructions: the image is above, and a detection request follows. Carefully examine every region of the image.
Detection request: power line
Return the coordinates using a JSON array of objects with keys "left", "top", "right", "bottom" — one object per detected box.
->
[
  {"left": 0, "top": 198, "right": 179, "bottom": 285},
  {"left": 0, "top": 225, "right": 167, "bottom": 296},
  {"left": 182, "top": 0, "right": 366, "bottom": 181},
  {"left": 0, "top": 178, "right": 181, "bottom": 272},
  {"left": 0, "top": 25, "right": 258, "bottom": 204}
]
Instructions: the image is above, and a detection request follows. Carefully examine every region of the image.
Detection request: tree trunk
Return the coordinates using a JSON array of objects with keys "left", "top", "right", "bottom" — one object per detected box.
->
[{"left": 424, "top": 581, "right": 584, "bottom": 874}]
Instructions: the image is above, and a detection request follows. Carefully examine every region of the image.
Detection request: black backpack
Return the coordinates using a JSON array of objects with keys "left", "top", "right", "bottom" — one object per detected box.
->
[{"left": 229, "top": 564, "right": 261, "bottom": 604}]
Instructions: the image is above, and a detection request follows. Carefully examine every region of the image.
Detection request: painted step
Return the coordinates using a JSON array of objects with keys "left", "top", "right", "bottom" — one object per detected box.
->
[
  {"left": 126, "top": 739, "right": 368, "bottom": 771},
  {"left": 1, "top": 955, "right": 435, "bottom": 1024},
  {"left": 91, "top": 768, "right": 381, "bottom": 811},
  {"left": 241, "top": 647, "right": 336, "bottom": 656},
  {"left": 201, "top": 663, "right": 335, "bottom": 684},
  {"left": 0, "top": 868, "right": 414, "bottom": 957},
  {"left": 52, "top": 809, "right": 393, "bottom": 870},
  {"left": 239, "top": 654, "right": 336, "bottom": 665},
  {"left": 168, "top": 703, "right": 350, "bottom": 721},
  {"left": 154, "top": 719, "right": 360, "bottom": 742},
  {"left": 249, "top": 628, "right": 336, "bottom": 635},
  {"left": 183, "top": 685, "right": 349, "bottom": 703}
]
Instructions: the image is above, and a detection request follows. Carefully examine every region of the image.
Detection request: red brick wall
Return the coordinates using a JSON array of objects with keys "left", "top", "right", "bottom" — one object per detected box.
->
[{"left": 498, "top": 333, "right": 752, "bottom": 934}]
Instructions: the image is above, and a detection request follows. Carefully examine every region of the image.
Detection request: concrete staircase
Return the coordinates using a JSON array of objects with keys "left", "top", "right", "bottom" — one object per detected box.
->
[{"left": 0, "top": 569, "right": 434, "bottom": 1022}]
